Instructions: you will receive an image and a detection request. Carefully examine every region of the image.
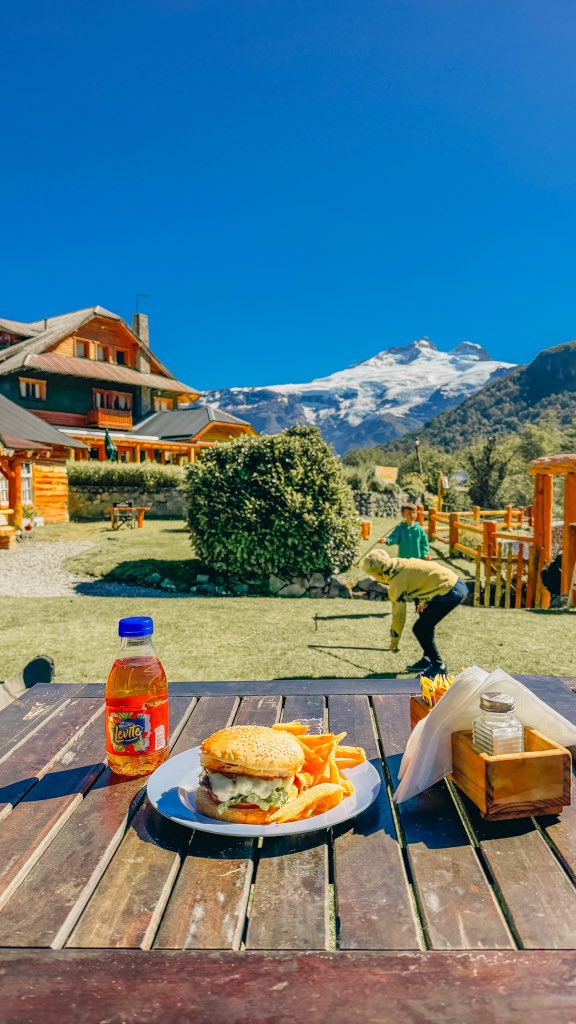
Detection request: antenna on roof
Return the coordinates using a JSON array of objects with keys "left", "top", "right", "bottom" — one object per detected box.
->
[{"left": 136, "top": 293, "right": 152, "bottom": 314}]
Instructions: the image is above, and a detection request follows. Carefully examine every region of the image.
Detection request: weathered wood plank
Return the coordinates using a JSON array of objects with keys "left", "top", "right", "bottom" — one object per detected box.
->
[
  {"left": 373, "top": 695, "right": 513, "bottom": 949},
  {"left": 0, "top": 705, "right": 106, "bottom": 913},
  {"left": 246, "top": 694, "right": 329, "bottom": 951},
  {"left": 0, "top": 692, "right": 102, "bottom": 820},
  {"left": 154, "top": 695, "right": 280, "bottom": 950},
  {"left": 329, "top": 695, "right": 421, "bottom": 950},
  {"left": 68, "top": 696, "right": 238, "bottom": 949},
  {"left": 77, "top": 680, "right": 423, "bottom": 697},
  {"left": 459, "top": 801, "right": 576, "bottom": 948},
  {"left": 0, "top": 683, "right": 84, "bottom": 761},
  {"left": 2, "top": 950, "right": 576, "bottom": 1024},
  {"left": 0, "top": 697, "right": 196, "bottom": 949},
  {"left": 283, "top": 694, "right": 325, "bottom": 733},
  {"left": 69, "top": 676, "right": 576, "bottom": 700}
]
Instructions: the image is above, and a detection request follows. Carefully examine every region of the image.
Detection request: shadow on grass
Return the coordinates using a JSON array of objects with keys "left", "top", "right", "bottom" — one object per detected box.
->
[
  {"left": 78, "top": 557, "right": 205, "bottom": 594},
  {"left": 311, "top": 610, "right": 387, "bottom": 618}
]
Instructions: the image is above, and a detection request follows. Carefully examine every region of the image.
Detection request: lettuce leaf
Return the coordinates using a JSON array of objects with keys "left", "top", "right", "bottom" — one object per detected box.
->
[{"left": 216, "top": 785, "right": 290, "bottom": 815}]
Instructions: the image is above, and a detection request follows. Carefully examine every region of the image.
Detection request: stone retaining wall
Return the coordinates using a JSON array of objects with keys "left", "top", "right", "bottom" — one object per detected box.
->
[
  {"left": 69, "top": 484, "right": 187, "bottom": 520},
  {"left": 353, "top": 489, "right": 403, "bottom": 518}
]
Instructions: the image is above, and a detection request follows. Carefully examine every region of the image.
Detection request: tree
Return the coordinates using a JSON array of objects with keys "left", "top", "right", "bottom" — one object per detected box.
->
[
  {"left": 186, "top": 426, "right": 359, "bottom": 579},
  {"left": 466, "top": 436, "right": 509, "bottom": 508}
]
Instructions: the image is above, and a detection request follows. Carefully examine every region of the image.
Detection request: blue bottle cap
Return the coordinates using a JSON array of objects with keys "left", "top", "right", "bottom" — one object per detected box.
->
[{"left": 118, "top": 616, "right": 154, "bottom": 637}]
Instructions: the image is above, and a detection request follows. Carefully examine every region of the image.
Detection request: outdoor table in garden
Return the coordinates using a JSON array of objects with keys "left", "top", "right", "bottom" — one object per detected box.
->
[
  {"left": 2, "top": 676, "right": 576, "bottom": 1023},
  {"left": 108, "top": 504, "right": 151, "bottom": 529}
]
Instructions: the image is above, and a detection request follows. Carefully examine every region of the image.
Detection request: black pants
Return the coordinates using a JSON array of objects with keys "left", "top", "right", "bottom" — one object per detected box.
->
[{"left": 412, "top": 579, "right": 468, "bottom": 666}]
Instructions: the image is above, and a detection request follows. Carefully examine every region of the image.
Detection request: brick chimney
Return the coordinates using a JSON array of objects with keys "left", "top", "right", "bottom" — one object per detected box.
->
[{"left": 132, "top": 312, "right": 149, "bottom": 347}]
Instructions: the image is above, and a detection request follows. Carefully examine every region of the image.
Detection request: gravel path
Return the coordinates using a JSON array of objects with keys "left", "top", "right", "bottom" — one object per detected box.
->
[{"left": 0, "top": 540, "right": 186, "bottom": 598}]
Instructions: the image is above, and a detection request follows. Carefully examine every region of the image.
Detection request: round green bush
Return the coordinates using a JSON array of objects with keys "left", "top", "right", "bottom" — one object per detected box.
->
[{"left": 186, "top": 426, "right": 359, "bottom": 578}]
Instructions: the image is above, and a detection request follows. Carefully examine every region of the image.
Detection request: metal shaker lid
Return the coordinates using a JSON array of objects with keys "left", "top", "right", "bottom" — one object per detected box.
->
[{"left": 480, "top": 691, "right": 515, "bottom": 713}]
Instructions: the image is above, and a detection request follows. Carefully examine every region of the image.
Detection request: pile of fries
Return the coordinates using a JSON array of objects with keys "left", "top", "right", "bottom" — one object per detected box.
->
[
  {"left": 268, "top": 721, "right": 366, "bottom": 823},
  {"left": 420, "top": 673, "right": 456, "bottom": 708}
]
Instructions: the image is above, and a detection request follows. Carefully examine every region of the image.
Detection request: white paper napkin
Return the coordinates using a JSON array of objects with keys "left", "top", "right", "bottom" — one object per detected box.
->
[{"left": 394, "top": 666, "right": 576, "bottom": 803}]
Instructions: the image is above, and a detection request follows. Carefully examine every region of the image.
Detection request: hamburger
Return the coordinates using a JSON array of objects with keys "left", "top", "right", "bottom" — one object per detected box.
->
[{"left": 195, "top": 725, "right": 304, "bottom": 824}]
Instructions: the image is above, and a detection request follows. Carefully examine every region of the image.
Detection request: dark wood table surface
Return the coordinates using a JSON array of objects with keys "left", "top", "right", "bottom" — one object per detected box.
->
[{"left": 2, "top": 675, "right": 576, "bottom": 1023}]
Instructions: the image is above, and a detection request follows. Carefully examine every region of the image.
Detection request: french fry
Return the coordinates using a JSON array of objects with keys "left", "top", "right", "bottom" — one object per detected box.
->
[
  {"left": 314, "top": 788, "right": 344, "bottom": 814},
  {"left": 266, "top": 722, "right": 367, "bottom": 822},
  {"left": 272, "top": 721, "right": 309, "bottom": 735},
  {"left": 269, "top": 783, "right": 343, "bottom": 823}
]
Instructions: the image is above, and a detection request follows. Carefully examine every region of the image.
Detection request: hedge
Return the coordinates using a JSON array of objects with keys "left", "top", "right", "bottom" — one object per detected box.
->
[
  {"left": 186, "top": 426, "right": 359, "bottom": 579},
  {"left": 67, "top": 460, "right": 186, "bottom": 490}
]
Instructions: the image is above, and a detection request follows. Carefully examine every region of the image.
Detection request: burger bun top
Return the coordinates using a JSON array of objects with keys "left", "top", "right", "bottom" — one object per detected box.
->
[{"left": 200, "top": 725, "right": 304, "bottom": 777}]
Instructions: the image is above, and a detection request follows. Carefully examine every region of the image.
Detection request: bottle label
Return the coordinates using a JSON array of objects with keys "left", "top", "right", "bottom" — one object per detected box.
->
[{"left": 106, "top": 696, "right": 169, "bottom": 757}]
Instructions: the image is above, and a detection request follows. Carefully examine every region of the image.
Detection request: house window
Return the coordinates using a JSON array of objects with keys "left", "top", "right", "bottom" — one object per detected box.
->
[
  {"left": 93, "top": 390, "right": 132, "bottom": 411},
  {"left": 21, "top": 462, "right": 33, "bottom": 505},
  {"left": 96, "top": 344, "right": 107, "bottom": 362},
  {"left": 75, "top": 339, "right": 89, "bottom": 358},
  {"left": 115, "top": 350, "right": 127, "bottom": 366},
  {"left": 89, "top": 448, "right": 100, "bottom": 461},
  {"left": 154, "top": 396, "right": 174, "bottom": 412},
  {"left": 0, "top": 471, "right": 8, "bottom": 506},
  {"left": 19, "top": 378, "right": 46, "bottom": 401}
]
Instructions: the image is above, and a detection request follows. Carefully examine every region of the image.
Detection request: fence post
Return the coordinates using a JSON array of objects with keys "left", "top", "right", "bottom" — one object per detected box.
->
[
  {"left": 473, "top": 505, "right": 480, "bottom": 525},
  {"left": 428, "top": 508, "right": 436, "bottom": 541},
  {"left": 449, "top": 512, "right": 459, "bottom": 556},
  {"left": 483, "top": 520, "right": 498, "bottom": 559},
  {"left": 416, "top": 504, "right": 425, "bottom": 527},
  {"left": 504, "top": 504, "right": 512, "bottom": 530},
  {"left": 562, "top": 474, "right": 576, "bottom": 594},
  {"left": 566, "top": 523, "right": 576, "bottom": 605}
]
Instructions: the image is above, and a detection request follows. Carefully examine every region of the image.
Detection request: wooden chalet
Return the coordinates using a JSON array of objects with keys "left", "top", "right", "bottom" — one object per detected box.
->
[
  {"left": 0, "top": 394, "right": 86, "bottom": 537},
  {"left": 0, "top": 307, "right": 256, "bottom": 467}
]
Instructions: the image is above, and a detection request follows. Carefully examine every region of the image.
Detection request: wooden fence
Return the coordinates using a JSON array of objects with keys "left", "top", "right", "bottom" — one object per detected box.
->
[{"left": 416, "top": 504, "right": 548, "bottom": 609}]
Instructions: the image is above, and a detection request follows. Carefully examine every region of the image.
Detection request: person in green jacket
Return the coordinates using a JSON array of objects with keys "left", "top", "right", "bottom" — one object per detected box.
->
[
  {"left": 382, "top": 503, "right": 430, "bottom": 559},
  {"left": 363, "top": 549, "right": 468, "bottom": 674}
]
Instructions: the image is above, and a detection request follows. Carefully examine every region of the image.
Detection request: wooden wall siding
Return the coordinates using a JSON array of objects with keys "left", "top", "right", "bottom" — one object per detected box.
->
[
  {"left": 33, "top": 461, "right": 69, "bottom": 523},
  {"left": 200, "top": 425, "right": 250, "bottom": 443}
]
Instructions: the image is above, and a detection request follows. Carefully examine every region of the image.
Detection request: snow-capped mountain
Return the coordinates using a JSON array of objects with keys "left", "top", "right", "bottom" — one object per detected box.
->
[{"left": 207, "top": 339, "right": 516, "bottom": 453}]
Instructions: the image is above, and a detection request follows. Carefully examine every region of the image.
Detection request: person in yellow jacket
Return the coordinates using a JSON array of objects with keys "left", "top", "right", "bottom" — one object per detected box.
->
[{"left": 363, "top": 550, "right": 468, "bottom": 674}]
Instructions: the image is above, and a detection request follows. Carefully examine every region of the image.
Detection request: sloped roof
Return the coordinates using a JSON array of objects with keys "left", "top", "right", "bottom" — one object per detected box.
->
[
  {"left": 0, "top": 318, "right": 41, "bottom": 336},
  {"left": 133, "top": 404, "right": 252, "bottom": 440},
  {"left": 7, "top": 353, "right": 199, "bottom": 396},
  {"left": 0, "top": 394, "right": 87, "bottom": 450},
  {"left": 0, "top": 306, "right": 200, "bottom": 396}
]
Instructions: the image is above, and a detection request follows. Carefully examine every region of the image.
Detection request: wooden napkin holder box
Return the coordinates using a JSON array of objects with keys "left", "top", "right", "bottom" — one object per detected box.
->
[{"left": 409, "top": 694, "right": 572, "bottom": 821}]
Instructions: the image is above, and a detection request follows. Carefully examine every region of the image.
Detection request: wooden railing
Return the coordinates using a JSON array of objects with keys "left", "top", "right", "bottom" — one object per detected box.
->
[
  {"left": 87, "top": 408, "right": 133, "bottom": 430},
  {"left": 416, "top": 504, "right": 549, "bottom": 609}
]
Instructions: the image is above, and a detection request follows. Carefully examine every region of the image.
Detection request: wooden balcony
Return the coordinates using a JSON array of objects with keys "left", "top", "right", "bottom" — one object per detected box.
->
[{"left": 87, "top": 408, "right": 133, "bottom": 430}]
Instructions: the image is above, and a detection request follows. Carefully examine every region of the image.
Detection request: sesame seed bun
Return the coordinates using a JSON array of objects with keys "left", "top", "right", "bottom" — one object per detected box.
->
[
  {"left": 195, "top": 783, "right": 299, "bottom": 825},
  {"left": 200, "top": 725, "right": 304, "bottom": 778}
]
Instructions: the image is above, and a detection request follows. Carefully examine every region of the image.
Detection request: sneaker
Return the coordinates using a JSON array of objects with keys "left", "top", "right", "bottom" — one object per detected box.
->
[
  {"left": 428, "top": 661, "right": 448, "bottom": 676},
  {"left": 405, "top": 657, "right": 433, "bottom": 674}
]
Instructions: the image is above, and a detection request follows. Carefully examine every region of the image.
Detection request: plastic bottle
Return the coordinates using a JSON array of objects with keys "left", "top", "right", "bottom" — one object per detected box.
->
[
  {"left": 472, "top": 691, "right": 524, "bottom": 756},
  {"left": 105, "top": 616, "right": 169, "bottom": 777}
]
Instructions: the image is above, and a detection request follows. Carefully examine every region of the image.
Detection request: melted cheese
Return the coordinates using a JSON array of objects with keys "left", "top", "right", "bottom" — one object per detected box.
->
[{"left": 208, "top": 772, "right": 294, "bottom": 802}]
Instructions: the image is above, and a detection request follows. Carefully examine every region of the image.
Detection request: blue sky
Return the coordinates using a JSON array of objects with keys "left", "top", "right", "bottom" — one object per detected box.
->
[{"left": 3, "top": 0, "right": 576, "bottom": 390}]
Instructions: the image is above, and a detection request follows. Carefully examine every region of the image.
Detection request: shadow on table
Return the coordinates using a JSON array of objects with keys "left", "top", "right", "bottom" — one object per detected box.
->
[{"left": 0, "top": 761, "right": 140, "bottom": 809}]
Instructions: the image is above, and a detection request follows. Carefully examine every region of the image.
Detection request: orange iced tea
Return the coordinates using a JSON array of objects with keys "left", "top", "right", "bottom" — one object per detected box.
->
[{"left": 105, "top": 616, "right": 169, "bottom": 777}]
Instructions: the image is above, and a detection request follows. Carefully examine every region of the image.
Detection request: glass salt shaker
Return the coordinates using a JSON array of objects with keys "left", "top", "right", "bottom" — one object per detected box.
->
[{"left": 472, "top": 692, "right": 524, "bottom": 755}]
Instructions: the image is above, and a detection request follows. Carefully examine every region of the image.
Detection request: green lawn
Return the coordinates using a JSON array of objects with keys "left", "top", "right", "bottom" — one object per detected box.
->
[{"left": 1, "top": 518, "right": 572, "bottom": 685}]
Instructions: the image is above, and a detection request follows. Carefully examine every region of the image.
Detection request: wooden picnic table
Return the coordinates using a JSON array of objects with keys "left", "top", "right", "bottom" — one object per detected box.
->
[
  {"left": 2, "top": 675, "right": 576, "bottom": 1023},
  {"left": 108, "top": 504, "right": 151, "bottom": 529}
]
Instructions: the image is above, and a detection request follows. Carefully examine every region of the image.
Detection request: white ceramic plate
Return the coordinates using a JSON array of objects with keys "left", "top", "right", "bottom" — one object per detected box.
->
[{"left": 147, "top": 746, "right": 381, "bottom": 837}]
